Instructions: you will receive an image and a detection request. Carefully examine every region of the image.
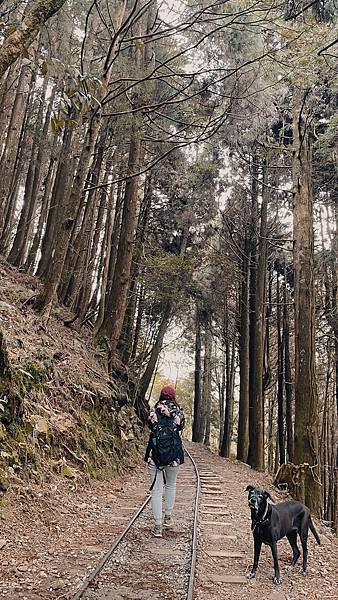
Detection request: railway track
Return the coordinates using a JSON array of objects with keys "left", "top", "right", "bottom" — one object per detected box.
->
[{"left": 70, "top": 446, "right": 201, "bottom": 600}]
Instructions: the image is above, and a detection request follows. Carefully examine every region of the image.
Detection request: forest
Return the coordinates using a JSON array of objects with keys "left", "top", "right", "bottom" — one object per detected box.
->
[{"left": 0, "top": 0, "right": 337, "bottom": 531}]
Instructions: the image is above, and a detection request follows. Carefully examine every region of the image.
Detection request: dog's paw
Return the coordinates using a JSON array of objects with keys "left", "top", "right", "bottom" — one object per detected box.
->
[
  {"left": 300, "top": 566, "right": 307, "bottom": 576},
  {"left": 273, "top": 575, "right": 283, "bottom": 585},
  {"left": 246, "top": 571, "right": 256, "bottom": 580}
]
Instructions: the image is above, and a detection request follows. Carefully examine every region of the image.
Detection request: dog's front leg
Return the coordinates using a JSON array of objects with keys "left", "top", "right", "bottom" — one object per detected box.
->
[
  {"left": 271, "top": 542, "right": 283, "bottom": 585},
  {"left": 247, "top": 536, "right": 262, "bottom": 579}
]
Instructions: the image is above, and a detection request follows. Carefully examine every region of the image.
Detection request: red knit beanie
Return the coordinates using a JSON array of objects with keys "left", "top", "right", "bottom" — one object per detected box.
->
[{"left": 160, "top": 385, "right": 176, "bottom": 400}]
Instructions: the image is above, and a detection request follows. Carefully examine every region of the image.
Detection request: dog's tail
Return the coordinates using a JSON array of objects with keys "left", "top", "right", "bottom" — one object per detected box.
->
[{"left": 309, "top": 516, "right": 320, "bottom": 545}]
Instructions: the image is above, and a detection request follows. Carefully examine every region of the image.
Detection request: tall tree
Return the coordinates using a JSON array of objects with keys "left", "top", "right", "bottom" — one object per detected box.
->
[
  {"left": 292, "top": 87, "right": 322, "bottom": 515},
  {"left": 248, "top": 155, "right": 268, "bottom": 471}
]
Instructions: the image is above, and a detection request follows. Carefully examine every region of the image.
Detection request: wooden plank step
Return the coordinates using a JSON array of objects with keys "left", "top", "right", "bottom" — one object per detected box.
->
[
  {"left": 202, "top": 491, "right": 223, "bottom": 496},
  {"left": 209, "top": 574, "right": 247, "bottom": 584},
  {"left": 207, "top": 534, "right": 237, "bottom": 541},
  {"left": 201, "top": 510, "right": 229, "bottom": 516},
  {"left": 207, "top": 550, "right": 244, "bottom": 558},
  {"left": 202, "top": 521, "right": 232, "bottom": 526}
]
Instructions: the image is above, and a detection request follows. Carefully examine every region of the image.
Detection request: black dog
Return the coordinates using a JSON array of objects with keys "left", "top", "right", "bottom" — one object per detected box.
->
[{"left": 246, "top": 485, "right": 320, "bottom": 585}]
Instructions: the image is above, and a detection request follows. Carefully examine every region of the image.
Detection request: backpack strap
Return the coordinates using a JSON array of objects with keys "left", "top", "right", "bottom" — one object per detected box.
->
[
  {"left": 144, "top": 434, "right": 152, "bottom": 462},
  {"left": 149, "top": 466, "right": 166, "bottom": 491}
]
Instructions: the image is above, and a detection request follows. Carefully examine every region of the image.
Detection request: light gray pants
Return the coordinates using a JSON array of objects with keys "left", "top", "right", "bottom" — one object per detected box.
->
[{"left": 148, "top": 463, "right": 179, "bottom": 525}]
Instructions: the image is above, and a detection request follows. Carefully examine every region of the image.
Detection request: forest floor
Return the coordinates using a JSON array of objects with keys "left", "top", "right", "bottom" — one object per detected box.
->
[{"left": 0, "top": 443, "right": 337, "bottom": 599}]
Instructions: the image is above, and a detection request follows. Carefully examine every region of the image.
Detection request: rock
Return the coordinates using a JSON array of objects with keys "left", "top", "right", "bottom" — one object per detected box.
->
[
  {"left": 17, "top": 565, "right": 29, "bottom": 572},
  {"left": 0, "top": 301, "right": 14, "bottom": 311},
  {"left": 61, "top": 464, "right": 77, "bottom": 479},
  {"left": 0, "top": 466, "right": 9, "bottom": 493},
  {"left": 31, "top": 416, "right": 49, "bottom": 434},
  {"left": 0, "top": 538, "right": 7, "bottom": 550},
  {"left": 50, "top": 579, "right": 67, "bottom": 590},
  {"left": 39, "top": 571, "right": 48, "bottom": 578}
]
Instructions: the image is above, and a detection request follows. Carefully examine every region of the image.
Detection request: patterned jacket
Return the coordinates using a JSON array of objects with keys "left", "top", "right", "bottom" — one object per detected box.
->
[{"left": 145, "top": 398, "right": 185, "bottom": 466}]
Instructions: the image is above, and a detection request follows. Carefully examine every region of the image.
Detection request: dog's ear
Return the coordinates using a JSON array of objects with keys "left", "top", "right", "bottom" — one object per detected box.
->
[
  {"left": 264, "top": 491, "right": 275, "bottom": 502},
  {"left": 246, "top": 485, "right": 254, "bottom": 493}
]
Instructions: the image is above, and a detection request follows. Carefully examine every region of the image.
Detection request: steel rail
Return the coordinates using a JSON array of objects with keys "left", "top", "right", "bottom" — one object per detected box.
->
[
  {"left": 184, "top": 445, "right": 201, "bottom": 600},
  {"left": 71, "top": 494, "right": 151, "bottom": 599},
  {"left": 71, "top": 446, "right": 200, "bottom": 600}
]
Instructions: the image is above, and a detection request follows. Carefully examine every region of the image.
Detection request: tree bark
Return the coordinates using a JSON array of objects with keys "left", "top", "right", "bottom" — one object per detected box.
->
[
  {"left": 36, "top": 127, "right": 74, "bottom": 278},
  {"left": 192, "top": 304, "right": 204, "bottom": 442},
  {"left": 276, "top": 270, "right": 285, "bottom": 466},
  {"left": 248, "top": 149, "right": 259, "bottom": 464},
  {"left": 8, "top": 75, "right": 49, "bottom": 266},
  {"left": 0, "top": 63, "right": 32, "bottom": 235},
  {"left": 283, "top": 267, "right": 294, "bottom": 462},
  {"left": 292, "top": 87, "right": 322, "bottom": 515},
  {"left": 220, "top": 330, "right": 236, "bottom": 458},
  {"left": 248, "top": 156, "right": 268, "bottom": 471},
  {"left": 203, "top": 320, "right": 212, "bottom": 447},
  {"left": 237, "top": 234, "right": 250, "bottom": 461},
  {"left": 0, "top": 0, "right": 67, "bottom": 79}
]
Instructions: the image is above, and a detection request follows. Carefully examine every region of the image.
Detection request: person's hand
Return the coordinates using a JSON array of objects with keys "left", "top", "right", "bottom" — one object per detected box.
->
[{"left": 149, "top": 410, "right": 158, "bottom": 424}]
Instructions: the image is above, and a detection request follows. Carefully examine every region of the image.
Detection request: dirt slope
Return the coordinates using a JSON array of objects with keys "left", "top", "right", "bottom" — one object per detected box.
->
[{"left": 0, "top": 255, "right": 142, "bottom": 499}]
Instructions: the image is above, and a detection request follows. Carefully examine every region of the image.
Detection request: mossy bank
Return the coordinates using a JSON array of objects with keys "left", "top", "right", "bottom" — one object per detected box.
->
[{"left": 0, "top": 257, "right": 144, "bottom": 498}]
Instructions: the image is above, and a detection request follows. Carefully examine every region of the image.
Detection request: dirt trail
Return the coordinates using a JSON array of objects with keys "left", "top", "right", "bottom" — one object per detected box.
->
[
  {"left": 191, "top": 443, "right": 337, "bottom": 600},
  {"left": 0, "top": 442, "right": 337, "bottom": 599}
]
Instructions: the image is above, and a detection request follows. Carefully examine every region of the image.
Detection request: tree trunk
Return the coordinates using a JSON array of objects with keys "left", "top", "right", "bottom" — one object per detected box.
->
[
  {"left": 292, "top": 87, "right": 322, "bottom": 516},
  {"left": 118, "top": 173, "right": 153, "bottom": 362},
  {"left": 95, "top": 117, "right": 142, "bottom": 360},
  {"left": 283, "top": 268, "right": 294, "bottom": 462},
  {"left": 248, "top": 149, "right": 259, "bottom": 464},
  {"left": 8, "top": 75, "right": 49, "bottom": 266},
  {"left": 192, "top": 303, "right": 203, "bottom": 442},
  {"left": 267, "top": 391, "right": 275, "bottom": 472},
  {"left": 277, "top": 271, "right": 285, "bottom": 466},
  {"left": 248, "top": 157, "right": 268, "bottom": 471},
  {"left": 218, "top": 362, "right": 226, "bottom": 452},
  {"left": 203, "top": 320, "right": 212, "bottom": 447},
  {"left": 36, "top": 127, "right": 74, "bottom": 278},
  {"left": 0, "top": 63, "right": 32, "bottom": 234},
  {"left": 220, "top": 332, "right": 236, "bottom": 458},
  {"left": 0, "top": 0, "right": 67, "bottom": 79},
  {"left": 237, "top": 234, "right": 250, "bottom": 461},
  {"left": 138, "top": 300, "right": 173, "bottom": 400},
  {"left": 25, "top": 133, "right": 58, "bottom": 273},
  {"left": 96, "top": 172, "right": 125, "bottom": 330}
]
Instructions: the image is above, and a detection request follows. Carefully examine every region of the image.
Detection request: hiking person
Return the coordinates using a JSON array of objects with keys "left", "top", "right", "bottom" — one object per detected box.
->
[{"left": 144, "top": 385, "right": 185, "bottom": 538}]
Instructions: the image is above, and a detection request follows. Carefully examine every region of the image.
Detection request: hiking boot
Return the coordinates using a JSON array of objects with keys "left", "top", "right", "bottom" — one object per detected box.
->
[
  {"left": 152, "top": 523, "right": 162, "bottom": 538},
  {"left": 163, "top": 514, "right": 172, "bottom": 527}
]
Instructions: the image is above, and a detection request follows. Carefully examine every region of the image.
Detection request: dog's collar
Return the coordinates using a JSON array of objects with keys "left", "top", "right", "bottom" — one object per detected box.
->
[
  {"left": 252, "top": 503, "right": 270, "bottom": 531},
  {"left": 262, "top": 502, "right": 269, "bottom": 520}
]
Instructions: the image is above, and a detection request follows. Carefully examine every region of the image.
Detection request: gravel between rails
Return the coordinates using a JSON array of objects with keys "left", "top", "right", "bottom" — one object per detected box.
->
[{"left": 81, "top": 460, "right": 198, "bottom": 600}]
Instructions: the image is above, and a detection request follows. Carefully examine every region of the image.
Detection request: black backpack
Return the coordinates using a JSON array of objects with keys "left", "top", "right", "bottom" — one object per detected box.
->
[{"left": 150, "top": 414, "right": 182, "bottom": 467}]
